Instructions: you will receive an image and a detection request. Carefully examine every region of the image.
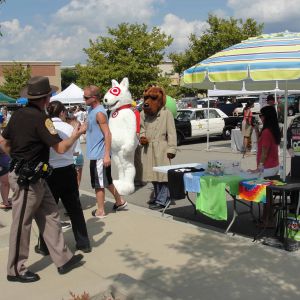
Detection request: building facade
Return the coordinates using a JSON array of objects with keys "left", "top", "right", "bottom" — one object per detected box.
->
[
  {"left": 0, "top": 61, "right": 62, "bottom": 91},
  {"left": 158, "top": 60, "right": 180, "bottom": 86}
]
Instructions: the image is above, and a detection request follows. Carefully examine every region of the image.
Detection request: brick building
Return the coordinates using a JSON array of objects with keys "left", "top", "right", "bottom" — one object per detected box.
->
[{"left": 0, "top": 61, "right": 62, "bottom": 91}]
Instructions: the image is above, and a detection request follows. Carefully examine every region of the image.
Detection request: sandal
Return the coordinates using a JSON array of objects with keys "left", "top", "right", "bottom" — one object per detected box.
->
[
  {"left": 0, "top": 202, "right": 12, "bottom": 209},
  {"left": 91, "top": 209, "right": 106, "bottom": 219},
  {"left": 113, "top": 201, "right": 128, "bottom": 211}
]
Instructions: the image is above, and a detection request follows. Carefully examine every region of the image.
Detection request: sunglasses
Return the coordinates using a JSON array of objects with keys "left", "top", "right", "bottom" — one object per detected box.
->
[
  {"left": 83, "top": 95, "right": 94, "bottom": 100},
  {"left": 144, "top": 95, "right": 158, "bottom": 100}
]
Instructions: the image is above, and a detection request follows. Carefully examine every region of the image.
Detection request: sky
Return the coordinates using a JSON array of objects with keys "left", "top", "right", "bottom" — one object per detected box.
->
[{"left": 1, "top": 0, "right": 300, "bottom": 66}]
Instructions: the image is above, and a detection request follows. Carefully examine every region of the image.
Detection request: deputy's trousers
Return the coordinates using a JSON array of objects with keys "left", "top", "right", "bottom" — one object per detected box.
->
[{"left": 7, "top": 171, "right": 73, "bottom": 276}]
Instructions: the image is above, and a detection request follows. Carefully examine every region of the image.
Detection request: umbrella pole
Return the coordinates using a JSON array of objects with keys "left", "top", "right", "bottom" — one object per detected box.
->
[
  {"left": 282, "top": 82, "right": 288, "bottom": 181},
  {"left": 206, "top": 93, "right": 210, "bottom": 151}
]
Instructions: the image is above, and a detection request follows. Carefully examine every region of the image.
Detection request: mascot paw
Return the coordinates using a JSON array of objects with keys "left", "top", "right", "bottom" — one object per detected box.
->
[{"left": 113, "top": 180, "right": 135, "bottom": 196}]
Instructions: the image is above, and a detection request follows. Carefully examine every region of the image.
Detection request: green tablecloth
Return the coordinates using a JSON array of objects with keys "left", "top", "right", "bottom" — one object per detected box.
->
[{"left": 196, "top": 175, "right": 243, "bottom": 221}]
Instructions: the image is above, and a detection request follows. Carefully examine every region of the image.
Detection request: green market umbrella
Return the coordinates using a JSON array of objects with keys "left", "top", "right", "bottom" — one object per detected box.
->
[
  {"left": 0, "top": 92, "right": 16, "bottom": 104},
  {"left": 183, "top": 31, "right": 300, "bottom": 180}
]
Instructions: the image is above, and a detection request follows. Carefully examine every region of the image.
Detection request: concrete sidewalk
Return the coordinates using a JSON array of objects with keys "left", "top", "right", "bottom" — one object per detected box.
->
[{"left": 0, "top": 190, "right": 300, "bottom": 300}]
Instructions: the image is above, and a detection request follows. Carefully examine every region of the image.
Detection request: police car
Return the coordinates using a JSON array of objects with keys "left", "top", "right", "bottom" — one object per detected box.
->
[{"left": 175, "top": 108, "right": 241, "bottom": 145}]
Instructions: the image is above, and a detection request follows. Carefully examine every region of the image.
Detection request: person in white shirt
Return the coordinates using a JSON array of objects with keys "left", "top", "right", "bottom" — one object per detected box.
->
[
  {"left": 74, "top": 106, "right": 86, "bottom": 123},
  {"left": 66, "top": 113, "right": 84, "bottom": 186},
  {"left": 74, "top": 106, "right": 87, "bottom": 143},
  {"left": 35, "top": 101, "right": 91, "bottom": 255}
]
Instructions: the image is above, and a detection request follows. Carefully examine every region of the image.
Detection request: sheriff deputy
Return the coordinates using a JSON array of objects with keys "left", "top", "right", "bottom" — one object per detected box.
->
[{"left": 0, "top": 76, "right": 85, "bottom": 283}]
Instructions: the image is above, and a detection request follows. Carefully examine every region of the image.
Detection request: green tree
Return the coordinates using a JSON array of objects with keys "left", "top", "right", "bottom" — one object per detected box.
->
[
  {"left": 61, "top": 68, "right": 79, "bottom": 90},
  {"left": 170, "top": 14, "right": 264, "bottom": 74},
  {"left": 76, "top": 23, "right": 173, "bottom": 98},
  {"left": 0, "top": 63, "right": 31, "bottom": 98}
]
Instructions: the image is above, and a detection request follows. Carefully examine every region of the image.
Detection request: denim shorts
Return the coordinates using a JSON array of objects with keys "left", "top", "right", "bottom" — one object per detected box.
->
[{"left": 74, "top": 154, "right": 84, "bottom": 167}]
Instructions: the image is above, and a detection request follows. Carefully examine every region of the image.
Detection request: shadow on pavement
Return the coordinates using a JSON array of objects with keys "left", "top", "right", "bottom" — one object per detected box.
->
[{"left": 115, "top": 227, "right": 300, "bottom": 300}]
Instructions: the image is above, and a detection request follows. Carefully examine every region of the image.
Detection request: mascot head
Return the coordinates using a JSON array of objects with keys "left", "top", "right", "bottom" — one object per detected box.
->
[
  {"left": 143, "top": 85, "right": 166, "bottom": 116},
  {"left": 103, "top": 77, "right": 132, "bottom": 110}
]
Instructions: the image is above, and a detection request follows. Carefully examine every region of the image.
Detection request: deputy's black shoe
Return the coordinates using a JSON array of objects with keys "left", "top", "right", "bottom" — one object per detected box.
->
[
  {"left": 57, "top": 254, "right": 84, "bottom": 275},
  {"left": 76, "top": 245, "right": 92, "bottom": 253},
  {"left": 34, "top": 245, "right": 49, "bottom": 256},
  {"left": 7, "top": 270, "right": 40, "bottom": 283}
]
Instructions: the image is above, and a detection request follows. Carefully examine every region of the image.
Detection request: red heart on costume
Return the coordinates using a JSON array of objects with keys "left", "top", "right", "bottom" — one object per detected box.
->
[{"left": 109, "top": 87, "right": 121, "bottom": 96}]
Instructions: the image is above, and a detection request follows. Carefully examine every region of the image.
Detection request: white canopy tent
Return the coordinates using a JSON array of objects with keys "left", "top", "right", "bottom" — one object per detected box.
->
[{"left": 50, "top": 83, "right": 84, "bottom": 105}]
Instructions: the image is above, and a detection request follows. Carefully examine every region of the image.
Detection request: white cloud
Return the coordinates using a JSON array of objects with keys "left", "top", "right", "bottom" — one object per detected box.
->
[
  {"left": 228, "top": 0, "right": 300, "bottom": 24},
  {"left": 0, "top": 19, "right": 33, "bottom": 44},
  {"left": 210, "top": 9, "right": 228, "bottom": 19},
  {"left": 0, "top": 0, "right": 161, "bottom": 65},
  {"left": 160, "top": 14, "right": 208, "bottom": 53},
  {"left": 53, "top": 0, "right": 157, "bottom": 32},
  {"left": 0, "top": 19, "right": 35, "bottom": 59}
]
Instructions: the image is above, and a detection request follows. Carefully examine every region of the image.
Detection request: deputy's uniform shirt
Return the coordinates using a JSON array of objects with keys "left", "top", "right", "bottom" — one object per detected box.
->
[{"left": 2, "top": 104, "right": 61, "bottom": 164}]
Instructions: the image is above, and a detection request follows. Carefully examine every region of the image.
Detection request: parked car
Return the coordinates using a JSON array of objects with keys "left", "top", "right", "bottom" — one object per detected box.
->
[
  {"left": 233, "top": 96, "right": 260, "bottom": 115},
  {"left": 196, "top": 97, "right": 218, "bottom": 108},
  {"left": 177, "top": 97, "right": 198, "bottom": 109},
  {"left": 277, "top": 94, "right": 300, "bottom": 122},
  {"left": 175, "top": 108, "right": 243, "bottom": 145},
  {"left": 217, "top": 102, "right": 239, "bottom": 116}
]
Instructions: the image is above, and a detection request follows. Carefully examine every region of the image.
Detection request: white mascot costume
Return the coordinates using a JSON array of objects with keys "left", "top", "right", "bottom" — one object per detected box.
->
[{"left": 103, "top": 77, "right": 138, "bottom": 195}]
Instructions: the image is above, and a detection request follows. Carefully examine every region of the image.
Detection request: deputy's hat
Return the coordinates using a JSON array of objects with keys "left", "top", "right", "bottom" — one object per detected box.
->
[{"left": 20, "top": 76, "right": 58, "bottom": 99}]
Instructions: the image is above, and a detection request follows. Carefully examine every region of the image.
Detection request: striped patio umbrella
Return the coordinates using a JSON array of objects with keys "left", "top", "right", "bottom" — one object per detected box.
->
[
  {"left": 183, "top": 31, "right": 300, "bottom": 180},
  {"left": 183, "top": 31, "right": 300, "bottom": 91}
]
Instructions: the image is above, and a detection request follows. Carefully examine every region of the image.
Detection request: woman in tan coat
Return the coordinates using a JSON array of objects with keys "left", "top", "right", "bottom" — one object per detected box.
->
[{"left": 139, "top": 86, "right": 177, "bottom": 209}]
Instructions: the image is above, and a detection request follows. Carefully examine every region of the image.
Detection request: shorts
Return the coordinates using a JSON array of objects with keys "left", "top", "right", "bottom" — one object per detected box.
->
[
  {"left": 74, "top": 153, "right": 84, "bottom": 167},
  {"left": 90, "top": 159, "right": 113, "bottom": 189},
  {"left": 242, "top": 121, "right": 253, "bottom": 138}
]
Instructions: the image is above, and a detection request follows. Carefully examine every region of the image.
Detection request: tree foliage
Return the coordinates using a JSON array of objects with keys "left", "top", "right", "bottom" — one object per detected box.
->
[
  {"left": 170, "top": 14, "right": 264, "bottom": 74},
  {"left": 0, "top": 63, "right": 31, "bottom": 98},
  {"left": 61, "top": 68, "right": 79, "bottom": 90},
  {"left": 76, "top": 23, "right": 173, "bottom": 98}
]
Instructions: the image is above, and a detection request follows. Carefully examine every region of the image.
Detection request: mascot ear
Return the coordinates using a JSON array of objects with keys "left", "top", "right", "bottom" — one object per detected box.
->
[
  {"left": 111, "top": 79, "right": 119, "bottom": 87},
  {"left": 120, "top": 77, "right": 129, "bottom": 89},
  {"left": 160, "top": 88, "right": 167, "bottom": 106}
]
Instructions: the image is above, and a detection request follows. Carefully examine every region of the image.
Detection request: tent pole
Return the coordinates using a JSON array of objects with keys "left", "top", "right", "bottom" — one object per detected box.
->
[
  {"left": 282, "top": 81, "right": 288, "bottom": 181},
  {"left": 207, "top": 84, "right": 214, "bottom": 151}
]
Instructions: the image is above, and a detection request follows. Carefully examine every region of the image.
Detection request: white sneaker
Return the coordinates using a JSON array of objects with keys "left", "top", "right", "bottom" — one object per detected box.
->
[{"left": 60, "top": 221, "right": 72, "bottom": 230}]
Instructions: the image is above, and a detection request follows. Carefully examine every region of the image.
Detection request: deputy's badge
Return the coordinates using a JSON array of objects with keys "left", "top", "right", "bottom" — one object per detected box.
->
[{"left": 45, "top": 118, "right": 57, "bottom": 135}]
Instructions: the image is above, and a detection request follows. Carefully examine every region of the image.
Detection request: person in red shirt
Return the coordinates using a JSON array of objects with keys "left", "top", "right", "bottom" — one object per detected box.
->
[
  {"left": 253, "top": 105, "right": 281, "bottom": 175},
  {"left": 249, "top": 105, "right": 281, "bottom": 227}
]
